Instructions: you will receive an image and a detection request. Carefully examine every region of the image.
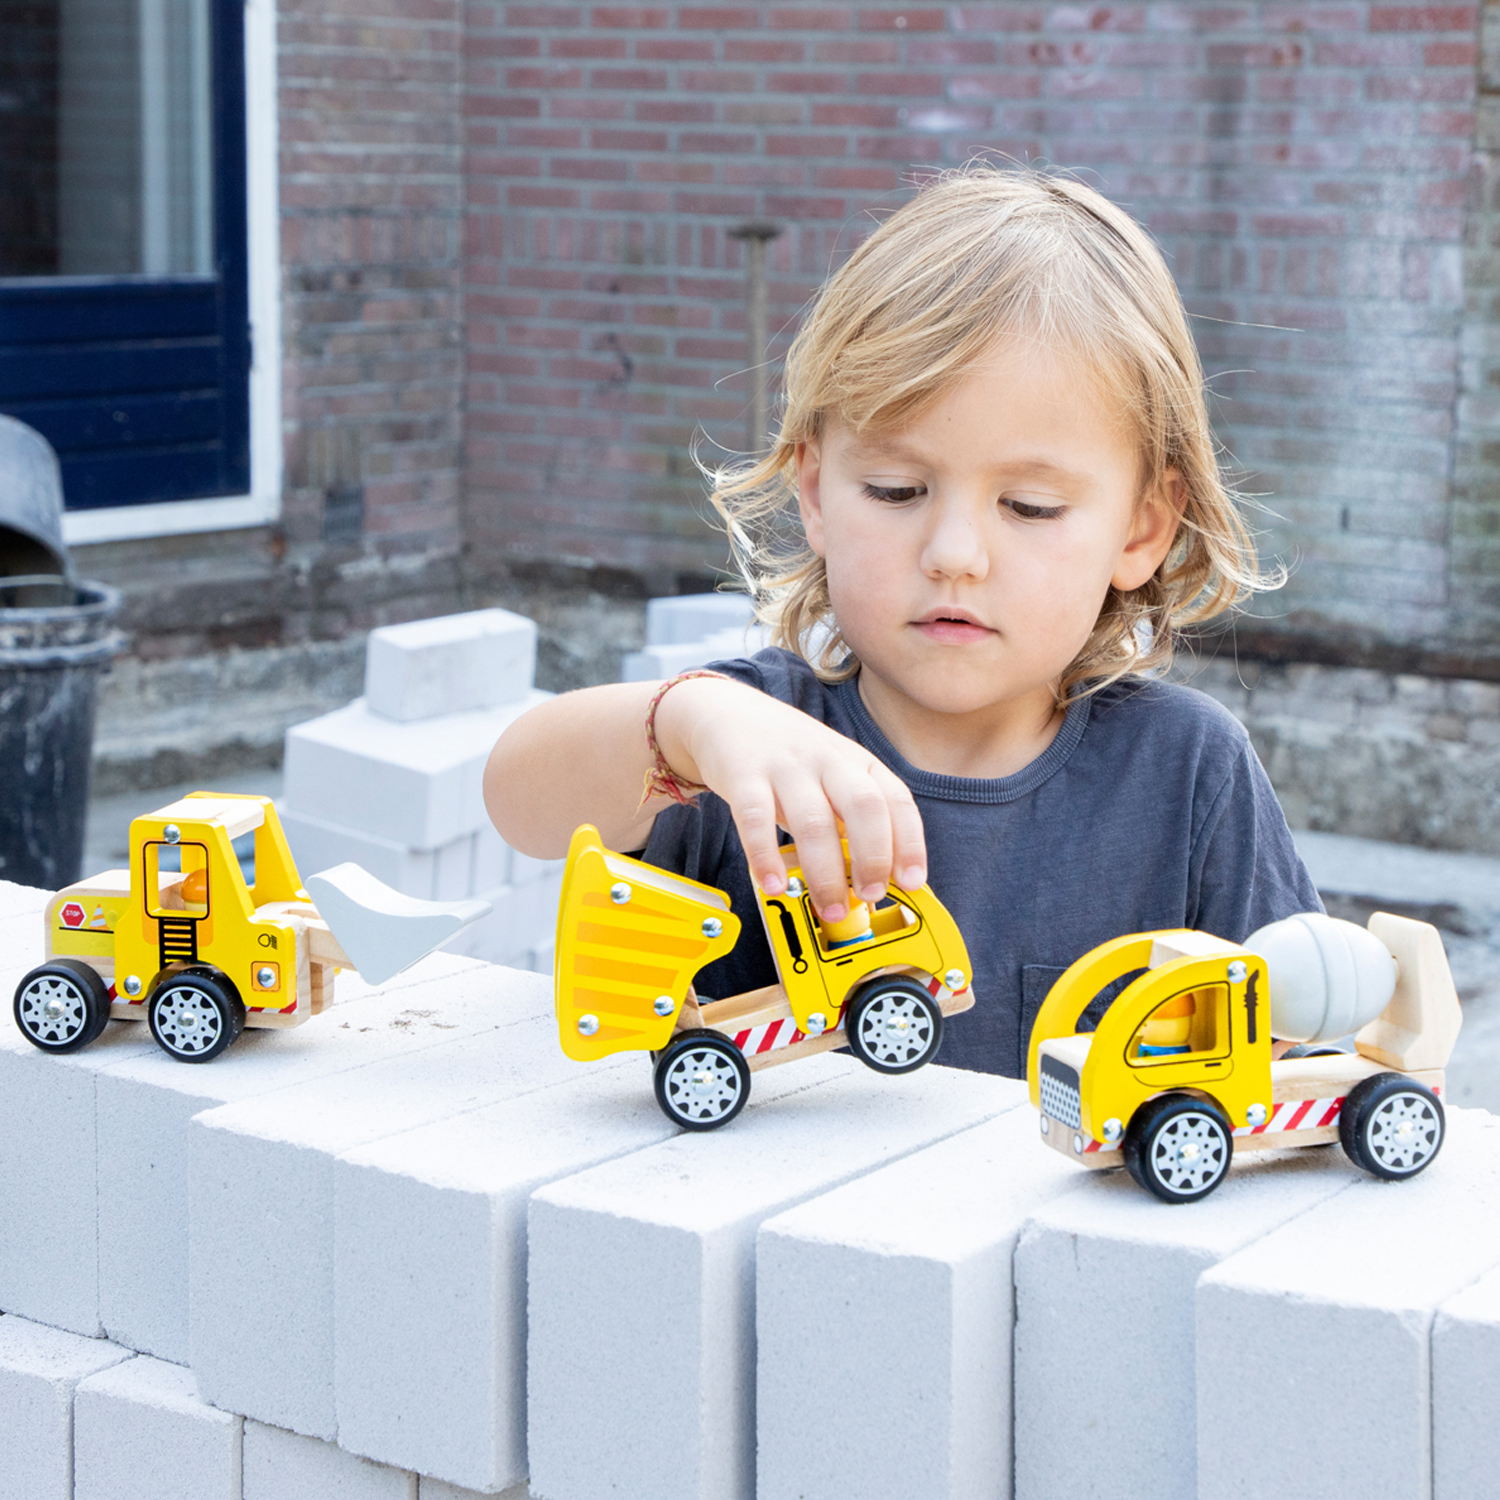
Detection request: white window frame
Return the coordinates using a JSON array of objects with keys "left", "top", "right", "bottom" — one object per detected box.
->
[{"left": 62, "top": 0, "right": 282, "bottom": 546}]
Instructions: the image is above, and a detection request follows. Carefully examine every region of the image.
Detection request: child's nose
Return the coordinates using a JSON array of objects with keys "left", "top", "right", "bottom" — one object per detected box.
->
[{"left": 921, "top": 505, "right": 989, "bottom": 580}]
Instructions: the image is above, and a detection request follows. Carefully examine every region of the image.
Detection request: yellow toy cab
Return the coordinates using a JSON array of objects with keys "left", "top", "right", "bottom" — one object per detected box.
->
[
  {"left": 553, "top": 824, "right": 976, "bottom": 1129},
  {"left": 1028, "top": 912, "right": 1462, "bottom": 1203},
  {"left": 13, "top": 792, "right": 487, "bottom": 1063}
]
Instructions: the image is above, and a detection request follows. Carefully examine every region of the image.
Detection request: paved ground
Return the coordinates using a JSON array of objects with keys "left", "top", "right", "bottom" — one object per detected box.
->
[{"left": 80, "top": 789, "right": 1500, "bottom": 1111}]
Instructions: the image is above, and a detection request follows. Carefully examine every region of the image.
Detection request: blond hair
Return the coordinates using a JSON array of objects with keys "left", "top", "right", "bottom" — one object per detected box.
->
[{"left": 709, "top": 166, "right": 1270, "bottom": 701}]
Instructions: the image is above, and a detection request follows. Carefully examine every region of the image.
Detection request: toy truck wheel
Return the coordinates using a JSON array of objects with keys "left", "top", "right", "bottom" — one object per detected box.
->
[
  {"left": 1339, "top": 1073, "right": 1445, "bottom": 1180},
  {"left": 653, "top": 1031, "right": 751, "bottom": 1131},
  {"left": 1123, "top": 1094, "right": 1233, "bottom": 1204},
  {"left": 147, "top": 970, "right": 245, "bottom": 1063},
  {"left": 12, "top": 960, "right": 111, "bottom": 1053},
  {"left": 845, "top": 977, "right": 944, "bottom": 1074}
]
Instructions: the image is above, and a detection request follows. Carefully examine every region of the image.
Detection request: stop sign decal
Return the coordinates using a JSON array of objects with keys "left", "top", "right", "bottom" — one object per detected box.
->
[{"left": 59, "top": 902, "right": 86, "bottom": 928}]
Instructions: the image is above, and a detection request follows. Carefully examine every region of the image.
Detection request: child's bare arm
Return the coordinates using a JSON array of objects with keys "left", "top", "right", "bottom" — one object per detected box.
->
[{"left": 484, "top": 676, "right": 926, "bottom": 923}]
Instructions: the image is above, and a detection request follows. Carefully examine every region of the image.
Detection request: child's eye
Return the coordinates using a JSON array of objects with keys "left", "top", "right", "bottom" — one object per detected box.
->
[
  {"left": 1002, "top": 496, "right": 1066, "bottom": 520},
  {"left": 861, "top": 482, "right": 925, "bottom": 504}
]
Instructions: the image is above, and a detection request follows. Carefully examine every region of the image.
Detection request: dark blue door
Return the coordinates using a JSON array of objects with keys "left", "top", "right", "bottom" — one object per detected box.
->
[{"left": 0, "top": 0, "right": 249, "bottom": 513}]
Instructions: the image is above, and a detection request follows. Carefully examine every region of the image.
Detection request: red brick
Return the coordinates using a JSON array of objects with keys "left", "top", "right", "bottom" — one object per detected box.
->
[
  {"left": 1369, "top": 6, "right": 1476, "bottom": 31},
  {"left": 813, "top": 38, "right": 901, "bottom": 62},
  {"left": 634, "top": 100, "right": 716, "bottom": 121},
  {"left": 634, "top": 38, "right": 717, "bottom": 59},
  {"left": 769, "top": 6, "right": 853, "bottom": 24},
  {"left": 767, "top": 132, "right": 849, "bottom": 155},
  {"left": 588, "top": 66, "right": 668, "bottom": 89},
  {"left": 678, "top": 5, "right": 760, "bottom": 23},
  {"left": 549, "top": 36, "right": 629, "bottom": 57},
  {"left": 590, "top": 6, "right": 669, "bottom": 24}
]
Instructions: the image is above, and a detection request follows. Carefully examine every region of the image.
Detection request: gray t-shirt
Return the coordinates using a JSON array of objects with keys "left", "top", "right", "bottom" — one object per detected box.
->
[{"left": 642, "top": 648, "right": 1321, "bottom": 1079}]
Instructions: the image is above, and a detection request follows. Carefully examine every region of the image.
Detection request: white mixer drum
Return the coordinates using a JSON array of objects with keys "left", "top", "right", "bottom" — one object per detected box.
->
[{"left": 1244, "top": 912, "right": 1398, "bottom": 1043}]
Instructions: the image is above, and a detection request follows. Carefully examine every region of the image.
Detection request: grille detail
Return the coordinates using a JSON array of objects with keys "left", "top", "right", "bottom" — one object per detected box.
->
[
  {"left": 1039, "top": 1054, "right": 1082, "bottom": 1129},
  {"left": 158, "top": 917, "right": 198, "bottom": 967}
]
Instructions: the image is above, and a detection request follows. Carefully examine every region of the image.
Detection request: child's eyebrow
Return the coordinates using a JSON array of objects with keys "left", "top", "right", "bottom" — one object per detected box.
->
[{"left": 849, "top": 441, "right": 1091, "bottom": 487}]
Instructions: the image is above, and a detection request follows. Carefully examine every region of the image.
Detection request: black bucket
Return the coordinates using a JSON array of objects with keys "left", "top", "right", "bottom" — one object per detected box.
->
[{"left": 0, "top": 575, "right": 124, "bottom": 889}]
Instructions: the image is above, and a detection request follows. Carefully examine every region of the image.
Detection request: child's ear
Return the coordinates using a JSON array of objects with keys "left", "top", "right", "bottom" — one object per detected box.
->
[
  {"left": 795, "top": 440, "right": 827, "bottom": 557},
  {"left": 1112, "top": 470, "right": 1185, "bottom": 592}
]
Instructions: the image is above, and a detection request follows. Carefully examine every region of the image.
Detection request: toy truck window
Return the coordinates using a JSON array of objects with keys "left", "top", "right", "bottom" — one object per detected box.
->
[
  {"left": 144, "top": 841, "right": 210, "bottom": 918},
  {"left": 804, "top": 892, "right": 921, "bottom": 961},
  {"left": 1125, "top": 984, "right": 1229, "bottom": 1067}
]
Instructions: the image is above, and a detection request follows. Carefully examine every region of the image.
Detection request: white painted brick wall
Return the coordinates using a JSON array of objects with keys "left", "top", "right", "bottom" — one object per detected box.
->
[
  {"left": 74, "top": 1355, "right": 242, "bottom": 1500},
  {"left": 1433, "top": 1261, "right": 1500, "bottom": 1500},
  {"left": 756, "top": 1106, "right": 1078, "bottom": 1500},
  {"left": 243, "top": 1419, "right": 418, "bottom": 1500},
  {"left": 1197, "top": 1109, "right": 1500, "bottom": 1500},
  {"left": 526, "top": 1060, "right": 1022, "bottom": 1500},
  {"left": 1014, "top": 1149, "right": 1355, "bottom": 1500},
  {"left": 333, "top": 1068, "right": 680, "bottom": 1491},
  {"left": 0, "top": 1314, "right": 131, "bottom": 1500}
]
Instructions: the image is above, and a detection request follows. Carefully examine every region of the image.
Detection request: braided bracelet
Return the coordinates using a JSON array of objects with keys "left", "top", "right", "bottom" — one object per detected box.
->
[{"left": 640, "top": 669, "right": 730, "bottom": 807}]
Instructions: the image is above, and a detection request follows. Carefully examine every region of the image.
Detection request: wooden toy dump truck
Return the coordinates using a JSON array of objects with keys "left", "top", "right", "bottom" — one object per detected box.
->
[
  {"left": 553, "top": 825, "right": 975, "bottom": 1129},
  {"left": 1028, "top": 911, "right": 1462, "bottom": 1202},
  {"left": 13, "top": 791, "right": 487, "bottom": 1063}
]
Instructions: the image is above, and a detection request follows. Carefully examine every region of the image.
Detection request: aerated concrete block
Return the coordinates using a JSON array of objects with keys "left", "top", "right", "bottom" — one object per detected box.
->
[
  {"left": 757, "top": 1107, "right": 1081, "bottom": 1500},
  {"left": 420, "top": 1479, "right": 530, "bottom": 1500},
  {"left": 282, "top": 691, "right": 547, "bottom": 850},
  {"left": 528, "top": 1061, "right": 1024, "bottom": 1500},
  {"left": 1198, "top": 1109, "right": 1500, "bottom": 1500},
  {"left": 1015, "top": 1147, "right": 1354, "bottom": 1500},
  {"left": 333, "top": 1067, "right": 680, "bottom": 1491},
  {"left": 74, "top": 1355, "right": 242, "bottom": 1500},
  {"left": 645, "top": 592, "right": 756, "bottom": 646},
  {"left": 95, "top": 956, "right": 508, "bottom": 1363},
  {"left": 243, "top": 1420, "right": 418, "bottom": 1500},
  {"left": 281, "top": 809, "right": 440, "bottom": 898},
  {"left": 0, "top": 1314, "right": 131, "bottom": 1500},
  {"left": 446, "top": 872, "right": 565, "bottom": 968},
  {"left": 621, "top": 628, "right": 768, "bottom": 683},
  {"left": 365, "top": 609, "right": 537, "bottom": 723},
  {"left": 1434, "top": 1261, "right": 1500, "bottom": 1500},
  {"left": 190, "top": 969, "right": 581, "bottom": 1441}
]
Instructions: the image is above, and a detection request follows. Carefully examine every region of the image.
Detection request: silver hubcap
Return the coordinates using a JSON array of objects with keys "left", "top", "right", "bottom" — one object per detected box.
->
[
  {"left": 17, "top": 974, "right": 88, "bottom": 1044},
  {"left": 1366, "top": 1092, "right": 1441, "bottom": 1173},
  {"left": 663, "top": 1045, "right": 742, "bottom": 1123},
  {"left": 1149, "top": 1111, "right": 1227, "bottom": 1194},
  {"left": 856, "top": 990, "right": 934, "bottom": 1068},
  {"left": 153, "top": 986, "right": 224, "bottom": 1055}
]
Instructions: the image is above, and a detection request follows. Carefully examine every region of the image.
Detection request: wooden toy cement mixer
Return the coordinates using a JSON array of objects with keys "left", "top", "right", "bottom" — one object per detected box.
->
[{"left": 1028, "top": 911, "right": 1462, "bottom": 1203}]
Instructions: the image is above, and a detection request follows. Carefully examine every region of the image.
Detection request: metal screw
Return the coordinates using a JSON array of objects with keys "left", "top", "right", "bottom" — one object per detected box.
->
[
  {"left": 786, "top": 877, "right": 805, "bottom": 897},
  {"left": 805, "top": 1012, "right": 827, "bottom": 1035},
  {"left": 577, "top": 1014, "right": 599, "bottom": 1036},
  {"left": 944, "top": 968, "right": 965, "bottom": 991},
  {"left": 653, "top": 996, "right": 675, "bottom": 1017},
  {"left": 610, "top": 882, "right": 631, "bottom": 905},
  {"left": 1040, "top": 1115, "right": 1050, "bottom": 1136},
  {"left": 1102, "top": 1118, "right": 1123, "bottom": 1145},
  {"left": 256, "top": 966, "right": 277, "bottom": 989},
  {"left": 1227, "top": 960, "right": 1248, "bottom": 984},
  {"left": 163, "top": 824, "right": 181, "bottom": 844},
  {"left": 1073, "top": 1134, "right": 1084, "bottom": 1156},
  {"left": 702, "top": 917, "right": 723, "bottom": 939},
  {"left": 123, "top": 975, "right": 142, "bottom": 997},
  {"left": 1246, "top": 1102, "right": 1268, "bottom": 1127}
]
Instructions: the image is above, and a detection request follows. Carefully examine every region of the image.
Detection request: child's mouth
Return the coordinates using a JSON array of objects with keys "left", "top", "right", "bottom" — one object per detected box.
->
[{"left": 915, "top": 613, "right": 993, "bottom": 643}]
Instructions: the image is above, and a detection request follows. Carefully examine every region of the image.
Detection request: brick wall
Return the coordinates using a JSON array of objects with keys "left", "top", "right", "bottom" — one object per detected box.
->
[
  {"left": 460, "top": 2, "right": 1495, "bottom": 660},
  {"left": 278, "top": 0, "right": 467, "bottom": 553},
  {"left": 0, "top": 0, "right": 59, "bottom": 275}
]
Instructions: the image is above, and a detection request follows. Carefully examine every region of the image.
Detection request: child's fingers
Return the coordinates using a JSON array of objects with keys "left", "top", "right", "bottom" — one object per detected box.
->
[
  {"left": 726, "top": 779, "right": 790, "bottom": 897},
  {"left": 770, "top": 772, "right": 856, "bottom": 922},
  {"left": 869, "top": 762, "right": 927, "bottom": 890},
  {"left": 820, "top": 765, "right": 895, "bottom": 903}
]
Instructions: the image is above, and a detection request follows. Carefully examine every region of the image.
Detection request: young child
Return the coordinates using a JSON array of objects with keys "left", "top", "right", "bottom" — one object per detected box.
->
[{"left": 485, "top": 166, "right": 1320, "bottom": 1079}]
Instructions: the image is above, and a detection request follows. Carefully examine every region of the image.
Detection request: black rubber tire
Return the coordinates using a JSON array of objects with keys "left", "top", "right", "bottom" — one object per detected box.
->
[
  {"left": 1123, "top": 1093, "right": 1234, "bottom": 1204},
  {"left": 1339, "top": 1072, "right": 1445, "bottom": 1180},
  {"left": 147, "top": 968, "right": 245, "bottom": 1063},
  {"left": 844, "top": 976, "right": 944, "bottom": 1075},
  {"left": 653, "top": 1030, "right": 751, "bottom": 1131},
  {"left": 12, "top": 959, "right": 111, "bottom": 1053}
]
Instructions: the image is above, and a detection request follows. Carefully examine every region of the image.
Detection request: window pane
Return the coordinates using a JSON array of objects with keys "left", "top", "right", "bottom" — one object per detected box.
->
[{"left": 0, "top": 0, "right": 214, "bottom": 279}]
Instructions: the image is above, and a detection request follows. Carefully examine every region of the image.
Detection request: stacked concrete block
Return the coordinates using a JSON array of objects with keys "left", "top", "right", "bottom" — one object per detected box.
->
[
  {"left": 1014, "top": 1149, "right": 1355, "bottom": 1500},
  {"left": 188, "top": 967, "right": 596, "bottom": 1441},
  {"left": 92, "top": 952, "right": 497, "bottom": 1363},
  {"left": 527, "top": 1061, "right": 1026, "bottom": 1500},
  {"left": 0, "top": 1314, "right": 132, "bottom": 1500},
  {"left": 332, "top": 1067, "right": 682, "bottom": 1491},
  {"left": 1433, "top": 1261, "right": 1500, "bottom": 1500},
  {"left": 281, "top": 608, "right": 563, "bottom": 972},
  {"left": 756, "top": 1107, "right": 1085, "bottom": 1500},
  {"left": 243, "top": 1419, "right": 418, "bottom": 1500},
  {"left": 74, "top": 1354, "right": 242, "bottom": 1500},
  {"left": 621, "top": 591, "right": 767, "bottom": 681},
  {"left": 1197, "top": 1109, "right": 1500, "bottom": 1500}
]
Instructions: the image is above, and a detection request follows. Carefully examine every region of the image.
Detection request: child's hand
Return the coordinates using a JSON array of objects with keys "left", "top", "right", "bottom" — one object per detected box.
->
[{"left": 654, "top": 676, "right": 927, "bottom": 922}]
